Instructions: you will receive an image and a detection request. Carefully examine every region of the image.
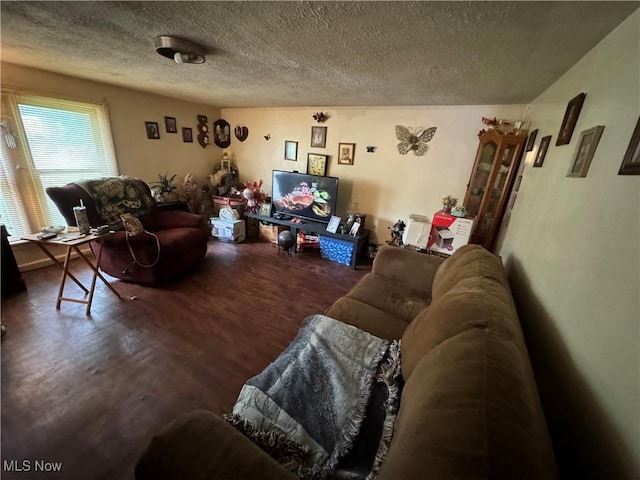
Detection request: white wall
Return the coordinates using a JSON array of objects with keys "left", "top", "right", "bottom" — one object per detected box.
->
[
  {"left": 497, "top": 10, "right": 639, "bottom": 477},
  {"left": 221, "top": 105, "right": 525, "bottom": 243},
  {"left": 1, "top": 63, "right": 222, "bottom": 269}
]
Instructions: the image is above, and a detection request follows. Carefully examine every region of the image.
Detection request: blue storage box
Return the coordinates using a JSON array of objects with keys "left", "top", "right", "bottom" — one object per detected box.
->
[{"left": 319, "top": 236, "right": 354, "bottom": 266}]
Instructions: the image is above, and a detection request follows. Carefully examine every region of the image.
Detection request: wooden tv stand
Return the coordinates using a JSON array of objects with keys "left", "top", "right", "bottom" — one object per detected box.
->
[{"left": 245, "top": 213, "right": 369, "bottom": 269}]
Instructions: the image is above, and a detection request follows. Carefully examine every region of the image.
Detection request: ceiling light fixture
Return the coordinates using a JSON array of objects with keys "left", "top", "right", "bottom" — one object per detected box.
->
[{"left": 154, "top": 36, "right": 205, "bottom": 64}]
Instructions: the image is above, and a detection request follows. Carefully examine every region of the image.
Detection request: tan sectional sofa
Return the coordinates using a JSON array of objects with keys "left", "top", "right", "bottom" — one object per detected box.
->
[{"left": 136, "top": 244, "right": 558, "bottom": 479}]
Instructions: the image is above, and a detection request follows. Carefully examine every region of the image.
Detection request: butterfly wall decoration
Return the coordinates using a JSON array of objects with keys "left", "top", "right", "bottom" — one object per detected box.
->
[{"left": 395, "top": 126, "right": 437, "bottom": 156}]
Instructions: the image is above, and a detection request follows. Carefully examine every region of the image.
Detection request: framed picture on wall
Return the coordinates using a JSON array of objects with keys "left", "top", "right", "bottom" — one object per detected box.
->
[
  {"left": 556, "top": 93, "right": 586, "bottom": 146},
  {"left": 182, "top": 127, "right": 193, "bottom": 143},
  {"left": 533, "top": 135, "right": 551, "bottom": 167},
  {"left": 145, "top": 121, "right": 160, "bottom": 139},
  {"left": 525, "top": 129, "right": 538, "bottom": 152},
  {"left": 567, "top": 125, "right": 605, "bottom": 178},
  {"left": 284, "top": 140, "right": 298, "bottom": 161},
  {"left": 311, "top": 126, "right": 327, "bottom": 148},
  {"left": 307, "top": 153, "right": 328, "bottom": 176},
  {"left": 165, "top": 116, "right": 177, "bottom": 134},
  {"left": 619, "top": 116, "right": 640, "bottom": 175},
  {"left": 338, "top": 143, "right": 356, "bottom": 165}
]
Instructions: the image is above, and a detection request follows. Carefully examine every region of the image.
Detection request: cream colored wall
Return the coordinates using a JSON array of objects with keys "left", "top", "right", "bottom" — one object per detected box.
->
[
  {"left": 1, "top": 62, "right": 221, "bottom": 269},
  {"left": 221, "top": 105, "right": 525, "bottom": 243},
  {"left": 497, "top": 11, "right": 639, "bottom": 477}
]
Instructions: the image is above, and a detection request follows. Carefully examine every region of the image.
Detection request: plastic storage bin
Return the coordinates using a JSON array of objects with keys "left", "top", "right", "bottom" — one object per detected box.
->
[{"left": 319, "top": 236, "right": 354, "bottom": 266}]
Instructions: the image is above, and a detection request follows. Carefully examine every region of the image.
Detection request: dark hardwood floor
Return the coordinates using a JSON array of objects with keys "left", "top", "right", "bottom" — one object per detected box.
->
[{"left": 1, "top": 239, "right": 370, "bottom": 479}]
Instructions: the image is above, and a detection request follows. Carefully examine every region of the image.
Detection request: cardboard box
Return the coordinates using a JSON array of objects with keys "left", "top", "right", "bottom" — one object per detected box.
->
[
  {"left": 427, "top": 210, "right": 475, "bottom": 255},
  {"left": 210, "top": 217, "right": 246, "bottom": 243},
  {"left": 258, "top": 223, "right": 288, "bottom": 244},
  {"left": 402, "top": 214, "right": 432, "bottom": 249},
  {"left": 212, "top": 196, "right": 246, "bottom": 218}
]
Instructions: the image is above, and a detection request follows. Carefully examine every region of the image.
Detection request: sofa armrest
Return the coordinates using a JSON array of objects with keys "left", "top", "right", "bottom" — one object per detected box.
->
[
  {"left": 372, "top": 245, "right": 446, "bottom": 293},
  {"left": 135, "top": 410, "right": 296, "bottom": 480},
  {"left": 154, "top": 210, "right": 206, "bottom": 229}
]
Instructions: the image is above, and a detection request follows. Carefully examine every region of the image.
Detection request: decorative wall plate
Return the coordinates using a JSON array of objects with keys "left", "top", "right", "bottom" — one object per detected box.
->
[
  {"left": 235, "top": 125, "right": 249, "bottom": 142},
  {"left": 213, "top": 119, "right": 231, "bottom": 148}
]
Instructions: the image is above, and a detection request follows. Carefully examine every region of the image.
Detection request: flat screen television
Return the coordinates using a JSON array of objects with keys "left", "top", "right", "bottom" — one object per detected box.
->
[{"left": 272, "top": 170, "right": 339, "bottom": 223}]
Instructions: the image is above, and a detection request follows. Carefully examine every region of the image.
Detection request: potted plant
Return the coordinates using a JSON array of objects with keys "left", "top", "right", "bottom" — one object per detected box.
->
[
  {"left": 150, "top": 173, "right": 178, "bottom": 203},
  {"left": 442, "top": 195, "right": 458, "bottom": 214}
]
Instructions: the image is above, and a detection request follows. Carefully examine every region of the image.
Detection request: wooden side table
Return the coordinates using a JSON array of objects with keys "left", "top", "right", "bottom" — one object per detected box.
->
[{"left": 21, "top": 232, "right": 123, "bottom": 314}]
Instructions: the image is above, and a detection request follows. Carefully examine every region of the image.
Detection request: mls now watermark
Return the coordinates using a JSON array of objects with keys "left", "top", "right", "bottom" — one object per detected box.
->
[{"left": 3, "top": 459, "right": 63, "bottom": 473}]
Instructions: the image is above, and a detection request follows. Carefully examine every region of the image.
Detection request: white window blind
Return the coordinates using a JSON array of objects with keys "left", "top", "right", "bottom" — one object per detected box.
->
[{"left": 0, "top": 90, "right": 118, "bottom": 239}]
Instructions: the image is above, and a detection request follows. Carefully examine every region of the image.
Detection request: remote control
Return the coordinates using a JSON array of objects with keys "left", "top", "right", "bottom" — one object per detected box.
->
[{"left": 37, "top": 232, "right": 57, "bottom": 240}]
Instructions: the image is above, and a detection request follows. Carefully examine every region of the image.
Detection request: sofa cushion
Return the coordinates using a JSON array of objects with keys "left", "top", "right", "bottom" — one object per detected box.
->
[
  {"left": 378, "top": 328, "right": 557, "bottom": 480},
  {"left": 325, "top": 297, "right": 408, "bottom": 340},
  {"left": 432, "top": 244, "right": 507, "bottom": 301},
  {"left": 346, "top": 273, "right": 432, "bottom": 323},
  {"left": 401, "top": 276, "right": 524, "bottom": 381},
  {"left": 372, "top": 245, "right": 445, "bottom": 294}
]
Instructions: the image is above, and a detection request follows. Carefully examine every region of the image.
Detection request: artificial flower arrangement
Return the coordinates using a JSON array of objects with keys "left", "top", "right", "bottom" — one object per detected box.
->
[
  {"left": 242, "top": 180, "right": 266, "bottom": 213},
  {"left": 442, "top": 195, "right": 458, "bottom": 213},
  {"left": 178, "top": 173, "right": 203, "bottom": 213}
]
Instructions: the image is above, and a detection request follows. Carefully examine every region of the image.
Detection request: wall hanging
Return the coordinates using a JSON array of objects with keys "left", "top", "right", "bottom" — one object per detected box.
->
[
  {"left": 395, "top": 126, "right": 437, "bottom": 156},
  {"left": 557, "top": 92, "right": 586, "bottom": 146},
  {"left": 533, "top": 135, "right": 552, "bottom": 167},
  {"left": 619, "top": 116, "right": 640, "bottom": 175},
  {"left": 165, "top": 116, "right": 177, "bottom": 134},
  {"left": 338, "top": 143, "right": 356, "bottom": 165},
  {"left": 366, "top": 146, "right": 376, "bottom": 153},
  {"left": 264, "top": 134, "right": 271, "bottom": 141},
  {"left": 525, "top": 129, "right": 538, "bottom": 152},
  {"left": 234, "top": 124, "right": 249, "bottom": 142},
  {"left": 182, "top": 127, "right": 193, "bottom": 143},
  {"left": 196, "top": 115, "right": 209, "bottom": 148},
  {"left": 311, "top": 126, "right": 327, "bottom": 148},
  {"left": 313, "top": 112, "right": 328, "bottom": 123},
  {"left": 145, "top": 121, "right": 160, "bottom": 140},
  {"left": 284, "top": 140, "right": 298, "bottom": 161},
  {"left": 567, "top": 125, "right": 604, "bottom": 178},
  {"left": 213, "top": 119, "right": 231, "bottom": 148}
]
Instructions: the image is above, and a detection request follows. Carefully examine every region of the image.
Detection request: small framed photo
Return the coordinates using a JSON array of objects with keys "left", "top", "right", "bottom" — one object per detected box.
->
[
  {"left": 311, "top": 126, "right": 327, "bottom": 148},
  {"left": 349, "top": 221, "right": 361, "bottom": 236},
  {"left": 145, "top": 121, "right": 160, "bottom": 139},
  {"left": 533, "top": 135, "right": 552, "bottom": 167},
  {"left": 284, "top": 140, "right": 298, "bottom": 161},
  {"left": 260, "top": 203, "right": 272, "bottom": 217},
  {"left": 513, "top": 175, "right": 523, "bottom": 192},
  {"left": 525, "top": 129, "right": 538, "bottom": 152},
  {"left": 338, "top": 143, "right": 356, "bottom": 165},
  {"left": 307, "top": 153, "right": 328, "bottom": 176},
  {"left": 568, "top": 125, "right": 605, "bottom": 178},
  {"left": 556, "top": 93, "right": 586, "bottom": 146},
  {"left": 165, "top": 116, "right": 177, "bottom": 134},
  {"left": 326, "top": 215, "right": 341, "bottom": 234},
  {"left": 182, "top": 127, "right": 193, "bottom": 143},
  {"left": 619, "top": 116, "right": 640, "bottom": 175}
]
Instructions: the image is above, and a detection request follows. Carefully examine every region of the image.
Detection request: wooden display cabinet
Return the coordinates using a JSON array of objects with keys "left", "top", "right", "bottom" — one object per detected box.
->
[{"left": 463, "top": 128, "right": 527, "bottom": 250}]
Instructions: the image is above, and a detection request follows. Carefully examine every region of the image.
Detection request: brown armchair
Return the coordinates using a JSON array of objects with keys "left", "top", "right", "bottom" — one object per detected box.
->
[{"left": 46, "top": 178, "right": 209, "bottom": 285}]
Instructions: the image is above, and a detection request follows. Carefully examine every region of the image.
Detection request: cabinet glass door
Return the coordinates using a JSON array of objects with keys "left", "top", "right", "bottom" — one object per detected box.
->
[
  {"left": 466, "top": 141, "right": 497, "bottom": 216},
  {"left": 476, "top": 143, "right": 518, "bottom": 234}
]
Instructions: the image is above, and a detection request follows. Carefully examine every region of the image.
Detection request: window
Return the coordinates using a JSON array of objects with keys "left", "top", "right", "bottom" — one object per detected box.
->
[{"left": 0, "top": 91, "right": 118, "bottom": 240}]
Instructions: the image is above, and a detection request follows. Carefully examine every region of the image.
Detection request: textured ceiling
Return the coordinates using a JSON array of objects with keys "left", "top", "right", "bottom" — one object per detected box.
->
[{"left": 1, "top": 1, "right": 638, "bottom": 108}]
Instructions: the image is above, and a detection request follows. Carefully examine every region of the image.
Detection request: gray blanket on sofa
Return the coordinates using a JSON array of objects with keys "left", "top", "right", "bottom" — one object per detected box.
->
[{"left": 225, "top": 314, "right": 401, "bottom": 480}]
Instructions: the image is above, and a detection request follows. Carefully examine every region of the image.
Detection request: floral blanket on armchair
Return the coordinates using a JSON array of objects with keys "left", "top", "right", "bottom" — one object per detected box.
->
[{"left": 74, "top": 176, "right": 155, "bottom": 230}]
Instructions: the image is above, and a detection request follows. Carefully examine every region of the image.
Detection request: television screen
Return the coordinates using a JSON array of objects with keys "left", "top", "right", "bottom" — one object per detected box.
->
[{"left": 272, "top": 170, "right": 339, "bottom": 223}]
